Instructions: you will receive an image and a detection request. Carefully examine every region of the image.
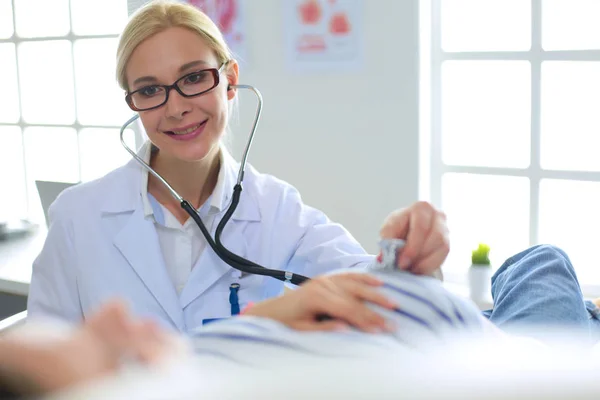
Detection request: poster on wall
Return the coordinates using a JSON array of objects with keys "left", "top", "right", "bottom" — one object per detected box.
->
[
  {"left": 284, "top": 0, "right": 364, "bottom": 73},
  {"left": 186, "top": 0, "right": 247, "bottom": 64}
]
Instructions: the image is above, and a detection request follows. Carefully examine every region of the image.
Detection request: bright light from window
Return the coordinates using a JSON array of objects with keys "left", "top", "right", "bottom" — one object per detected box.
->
[{"left": 441, "top": 0, "right": 531, "bottom": 51}]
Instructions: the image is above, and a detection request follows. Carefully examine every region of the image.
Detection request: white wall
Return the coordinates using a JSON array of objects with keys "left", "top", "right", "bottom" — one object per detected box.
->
[
  {"left": 229, "top": 0, "right": 420, "bottom": 253},
  {"left": 128, "top": 0, "right": 421, "bottom": 253}
]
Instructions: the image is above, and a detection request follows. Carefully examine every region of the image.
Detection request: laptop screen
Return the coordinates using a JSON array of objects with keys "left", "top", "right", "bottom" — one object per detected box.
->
[{"left": 35, "top": 181, "right": 77, "bottom": 227}]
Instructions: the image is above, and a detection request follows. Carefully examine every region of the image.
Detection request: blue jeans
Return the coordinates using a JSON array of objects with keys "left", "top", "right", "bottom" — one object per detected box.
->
[{"left": 481, "top": 244, "right": 600, "bottom": 343}]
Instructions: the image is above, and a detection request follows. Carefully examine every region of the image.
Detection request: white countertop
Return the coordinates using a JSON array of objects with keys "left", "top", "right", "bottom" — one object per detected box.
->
[{"left": 0, "top": 227, "right": 46, "bottom": 296}]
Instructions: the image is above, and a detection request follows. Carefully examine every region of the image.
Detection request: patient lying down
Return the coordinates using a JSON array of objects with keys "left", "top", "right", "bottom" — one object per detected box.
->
[{"left": 2, "top": 268, "right": 597, "bottom": 399}]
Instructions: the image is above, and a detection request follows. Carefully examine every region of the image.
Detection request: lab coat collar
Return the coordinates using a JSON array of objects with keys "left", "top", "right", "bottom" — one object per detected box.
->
[{"left": 101, "top": 141, "right": 261, "bottom": 222}]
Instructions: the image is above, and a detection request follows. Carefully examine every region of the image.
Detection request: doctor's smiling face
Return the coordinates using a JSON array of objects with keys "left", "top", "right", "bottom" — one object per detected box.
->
[{"left": 125, "top": 26, "right": 238, "bottom": 163}]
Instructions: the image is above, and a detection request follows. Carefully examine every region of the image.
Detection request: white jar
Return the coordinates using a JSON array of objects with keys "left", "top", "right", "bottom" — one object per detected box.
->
[{"left": 468, "top": 264, "right": 492, "bottom": 304}]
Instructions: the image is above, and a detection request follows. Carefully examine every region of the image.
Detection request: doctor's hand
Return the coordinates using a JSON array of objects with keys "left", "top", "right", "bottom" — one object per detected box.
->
[
  {"left": 244, "top": 273, "right": 396, "bottom": 333},
  {"left": 380, "top": 201, "right": 449, "bottom": 277}
]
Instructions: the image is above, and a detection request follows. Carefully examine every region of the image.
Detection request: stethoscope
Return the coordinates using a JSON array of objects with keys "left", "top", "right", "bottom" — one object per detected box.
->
[{"left": 119, "top": 84, "right": 310, "bottom": 286}]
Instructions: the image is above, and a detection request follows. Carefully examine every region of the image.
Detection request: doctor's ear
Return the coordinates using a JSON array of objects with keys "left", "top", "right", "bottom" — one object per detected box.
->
[
  {"left": 225, "top": 60, "right": 239, "bottom": 100},
  {"left": 226, "top": 82, "right": 237, "bottom": 100},
  {"left": 226, "top": 83, "right": 236, "bottom": 99}
]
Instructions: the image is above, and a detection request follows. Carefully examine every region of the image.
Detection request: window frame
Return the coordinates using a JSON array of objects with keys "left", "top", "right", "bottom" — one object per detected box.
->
[
  {"left": 423, "top": 0, "right": 600, "bottom": 297},
  {"left": 0, "top": 0, "right": 140, "bottom": 220}
]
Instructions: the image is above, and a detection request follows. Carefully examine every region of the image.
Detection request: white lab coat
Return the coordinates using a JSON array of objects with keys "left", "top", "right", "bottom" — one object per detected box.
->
[{"left": 27, "top": 145, "right": 374, "bottom": 333}]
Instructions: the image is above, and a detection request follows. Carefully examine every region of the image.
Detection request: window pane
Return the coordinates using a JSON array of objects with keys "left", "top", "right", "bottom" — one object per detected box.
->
[
  {"left": 542, "top": 0, "right": 600, "bottom": 50},
  {"left": 442, "top": 61, "right": 531, "bottom": 168},
  {"left": 541, "top": 62, "right": 600, "bottom": 171},
  {"left": 442, "top": 173, "right": 530, "bottom": 272},
  {"left": 128, "top": 0, "right": 149, "bottom": 16},
  {"left": 14, "top": 0, "right": 70, "bottom": 38},
  {"left": 71, "top": 0, "right": 128, "bottom": 35},
  {"left": 0, "top": 126, "right": 27, "bottom": 221},
  {"left": 0, "top": 44, "right": 20, "bottom": 123},
  {"left": 18, "top": 41, "right": 75, "bottom": 125},
  {"left": 74, "top": 38, "right": 131, "bottom": 126},
  {"left": 79, "top": 128, "right": 135, "bottom": 182},
  {"left": 23, "top": 127, "right": 79, "bottom": 182},
  {"left": 23, "top": 127, "right": 79, "bottom": 223},
  {"left": 539, "top": 179, "right": 600, "bottom": 284},
  {"left": 0, "top": 0, "right": 14, "bottom": 39},
  {"left": 441, "top": 0, "right": 531, "bottom": 51}
]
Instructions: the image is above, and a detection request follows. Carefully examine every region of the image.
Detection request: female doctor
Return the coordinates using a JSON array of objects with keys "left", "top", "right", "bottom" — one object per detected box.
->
[{"left": 27, "top": 0, "right": 449, "bottom": 334}]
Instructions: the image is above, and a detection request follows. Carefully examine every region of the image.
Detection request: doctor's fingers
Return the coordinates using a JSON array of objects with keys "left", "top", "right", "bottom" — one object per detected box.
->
[
  {"left": 398, "top": 203, "right": 439, "bottom": 269},
  {"left": 309, "top": 281, "right": 393, "bottom": 332},
  {"left": 379, "top": 201, "right": 438, "bottom": 240},
  {"left": 289, "top": 319, "right": 349, "bottom": 332},
  {"left": 380, "top": 209, "right": 411, "bottom": 240},
  {"left": 379, "top": 202, "right": 441, "bottom": 269},
  {"left": 317, "top": 272, "right": 383, "bottom": 292},
  {"left": 409, "top": 218, "right": 450, "bottom": 275},
  {"left": 319, "top": 274, "right": 397, "bottom": 311}
]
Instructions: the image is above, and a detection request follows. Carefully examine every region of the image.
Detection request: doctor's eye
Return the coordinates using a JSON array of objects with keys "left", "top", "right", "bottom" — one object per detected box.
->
[
  {"left": 138, "top": 85, "right": 164, "bottom": 98},
  {"left": 182, "top": 71, "right": 210, "bottom": 86}
]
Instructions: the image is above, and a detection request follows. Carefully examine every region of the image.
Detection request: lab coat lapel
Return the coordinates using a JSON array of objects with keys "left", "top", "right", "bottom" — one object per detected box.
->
[
  {"left": 179, "top": 150, "right": 259, "bottom": 309},
  {"left": 113, "top": 206, "right": 184, "bottom": 328},
  {"left": 179, "top": 219, "right": 250, "bottom": 309}
]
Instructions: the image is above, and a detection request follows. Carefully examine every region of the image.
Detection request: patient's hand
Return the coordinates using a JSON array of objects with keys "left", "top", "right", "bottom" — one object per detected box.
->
[
  {"left": 245, "top": 273, "right": 396, "bottom": 332},
  {"left": 0, "top": 302, "right": 173, "bottom": 396}
]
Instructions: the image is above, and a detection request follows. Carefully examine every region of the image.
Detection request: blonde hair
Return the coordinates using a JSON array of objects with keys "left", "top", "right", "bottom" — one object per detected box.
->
[{"left": 116, "top": 0, "right": 232, "bottom": 91}]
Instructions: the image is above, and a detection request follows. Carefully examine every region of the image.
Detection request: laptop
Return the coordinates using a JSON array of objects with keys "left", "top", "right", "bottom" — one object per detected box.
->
[{"left": 35, "top": 180, "right": 78, "bottom": 227}]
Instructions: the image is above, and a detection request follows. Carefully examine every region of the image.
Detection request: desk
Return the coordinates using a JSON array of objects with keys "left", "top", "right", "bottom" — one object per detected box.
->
[{"left": 0, "top": 227, "right": 45, "bottom": 297}]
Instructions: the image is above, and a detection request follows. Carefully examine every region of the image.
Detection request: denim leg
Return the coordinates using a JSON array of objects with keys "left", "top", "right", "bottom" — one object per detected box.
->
[
  {"left": 482, "top": 245, "right": 592, "bottom": 339},
  {"left": 585, "top": 300, "right": 600, "bottom": 342}
]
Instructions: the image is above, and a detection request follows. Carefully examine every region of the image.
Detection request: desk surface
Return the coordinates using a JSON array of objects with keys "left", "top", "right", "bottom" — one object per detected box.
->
[{"left": 0, "top": 228, "right": 46, "bottom": 296}]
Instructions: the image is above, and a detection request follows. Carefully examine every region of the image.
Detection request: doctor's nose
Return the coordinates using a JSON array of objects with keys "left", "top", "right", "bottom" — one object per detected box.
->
[{"left": 164, "top": 90, "right": 192, "bottom": 120}]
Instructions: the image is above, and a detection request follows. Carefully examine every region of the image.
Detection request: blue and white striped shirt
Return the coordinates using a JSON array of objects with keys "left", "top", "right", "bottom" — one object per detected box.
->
[{"left": 188, "top": 269, "right": 490, "bottom": 367}]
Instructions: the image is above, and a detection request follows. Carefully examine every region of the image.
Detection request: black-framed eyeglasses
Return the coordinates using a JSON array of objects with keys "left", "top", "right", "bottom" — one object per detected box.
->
[{"left": 125, "top": 63, "right": 228, "bottom": 112}]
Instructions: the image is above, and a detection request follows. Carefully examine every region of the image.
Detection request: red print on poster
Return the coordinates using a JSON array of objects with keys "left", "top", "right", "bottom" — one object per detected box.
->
[
  {"left": 329, "top": 12, "right": 350, "bottom": 35},
  {"left": 298, "top": 0, "right": 322, "bottom": 25},
  {"left": 286, "top": 0, "right": 362, "bottom": 72},
  {"left": 187, "top": 0, "right": 246, "bottom": 60}
]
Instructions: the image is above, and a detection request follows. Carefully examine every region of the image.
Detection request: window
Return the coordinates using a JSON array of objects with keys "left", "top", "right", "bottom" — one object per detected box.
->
[
  {"left": 0, "top": 0, "right": 136, "bottom": 224},
  {"left": 423, "top": 0, "right": 600, "bottom": 292}
]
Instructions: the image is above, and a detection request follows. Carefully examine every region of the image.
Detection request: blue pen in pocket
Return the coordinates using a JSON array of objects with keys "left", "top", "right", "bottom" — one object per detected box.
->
[
  {"left": 229, "top": 283, "right": 240, "bottom": 316},
  {"left": 202, "top": 284, "right": 242, "bottom": 325}
]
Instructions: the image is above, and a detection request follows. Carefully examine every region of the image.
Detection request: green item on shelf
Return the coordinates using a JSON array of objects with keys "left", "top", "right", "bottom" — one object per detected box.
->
[{"left": 471, "top": 243, "right": 491, "bottom": 266}]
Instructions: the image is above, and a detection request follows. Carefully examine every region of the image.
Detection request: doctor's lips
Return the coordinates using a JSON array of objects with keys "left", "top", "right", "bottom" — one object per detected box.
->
[{"left": 163, "top": 120, "right": 208, "bottom": 141}]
